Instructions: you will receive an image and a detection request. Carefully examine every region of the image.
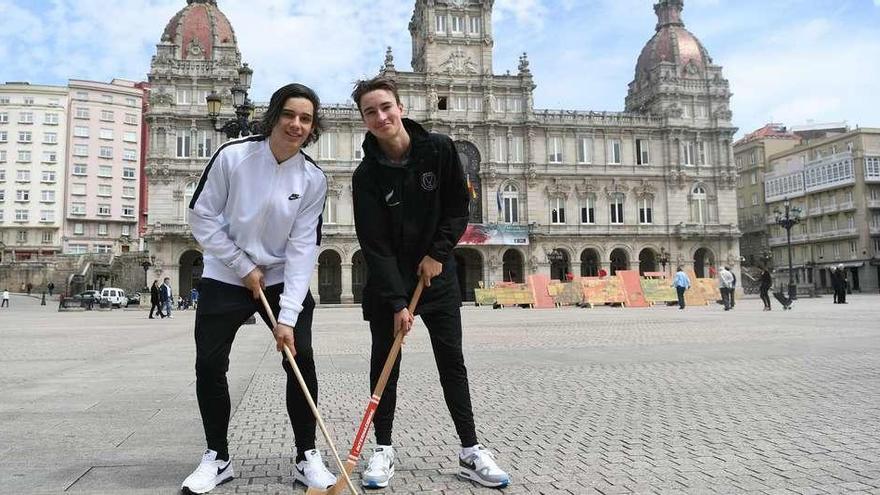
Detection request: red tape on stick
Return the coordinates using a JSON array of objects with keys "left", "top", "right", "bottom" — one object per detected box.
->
[{"left": 350, "top": 398, "right": 379, "bottom": 460}]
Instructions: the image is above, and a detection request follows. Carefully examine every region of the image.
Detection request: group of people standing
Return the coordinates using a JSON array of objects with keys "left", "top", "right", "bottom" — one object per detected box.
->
[
  {"left": 831, "top": 264, "right": 849, "bottom": 304},
  {"left": 178, "top": 78, "right": 509, "bottom": 495}
]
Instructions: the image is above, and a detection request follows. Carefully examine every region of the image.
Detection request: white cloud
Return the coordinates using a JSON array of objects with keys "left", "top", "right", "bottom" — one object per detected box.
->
[
  {"left": 723, "top": 19, "right": 880, "bottom": 135},
  {"left": 0, "top": 0, "right": 876, "bottom": 139}
]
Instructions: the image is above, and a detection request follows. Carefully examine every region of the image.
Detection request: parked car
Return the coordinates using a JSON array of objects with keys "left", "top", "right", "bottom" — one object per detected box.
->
[
  {"left": 74, "top": 290, "right": 101, "bottom": 303},
  {"left": 99, "top": 287, "right": 129, "bottom": 308},
  {"left": 126, "top": 292, "right": 141, "bottom": 307},
  {"left": 70, "top": 290, "right": 101, "bottom": 309}
]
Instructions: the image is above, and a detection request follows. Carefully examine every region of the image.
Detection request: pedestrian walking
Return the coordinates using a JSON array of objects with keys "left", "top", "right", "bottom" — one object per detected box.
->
[
  {"left": 182, "top": 83, "right": 336, "bottom": 493},
  {"left": 149, "top": 280, "right": 164, "bottom": 319},
  {"left": 350, "top": 76, "right": 510, "bottom": 489},
  {"left": 47, "top": 282, "right": 55, "bottom": 296},
  {"left": 759, "top": 267, "right": 772, "bottom": 310},
  {"left": 836, "top": 264, "right": 848, "bottom": 304},
  {"left": 1, "top": 289, "right": 9, "bottom": 308},
  {"left": 718, "top": 266, "right": 735, "bottom": 310},
  {"left": 671, "top": 266, "right": 690, "bottom": 309},
  {"left": 730, "top": 269, "right": 737, "bottom": 308},
  {"left": 190, "top": 287, "right": 199, "bottom": 310},
  {"left": 160, "top": 278, "right": 173, "bottom": 318}
]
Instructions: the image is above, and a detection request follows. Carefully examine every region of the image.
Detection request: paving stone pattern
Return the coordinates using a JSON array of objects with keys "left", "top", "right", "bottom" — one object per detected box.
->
[{"left": 0, "top": 293, "right": 878, "bottom": 494}]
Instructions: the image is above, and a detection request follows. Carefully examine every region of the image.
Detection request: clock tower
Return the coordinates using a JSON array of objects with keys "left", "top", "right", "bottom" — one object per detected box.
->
[{"left": 410, "top": 0, "right": 494, "bottom": 75}]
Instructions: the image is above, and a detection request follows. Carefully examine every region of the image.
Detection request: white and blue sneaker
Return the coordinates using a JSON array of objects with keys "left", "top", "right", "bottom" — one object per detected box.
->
[
  {"left": 181, "top": 449, "right": 234, "bottom": 494},
  {"left": 458, "top": 445, "right": 510, "bottom": 488},
  {"left": 294, "top": 449, "right": 337, "bottom": 489},
  {"left": 362, "top": 445, "right": 395, "bottom": 488}
]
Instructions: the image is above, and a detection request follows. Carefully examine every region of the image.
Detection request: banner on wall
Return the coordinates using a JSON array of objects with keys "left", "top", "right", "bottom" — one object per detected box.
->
[{"left": 458, "top": 223, "right": 530, "bottom": 246}]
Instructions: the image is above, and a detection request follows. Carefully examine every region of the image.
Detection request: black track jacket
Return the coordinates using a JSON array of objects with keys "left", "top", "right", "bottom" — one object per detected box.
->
[{"left": 352, "top": 119, "right": 469, "bottom": 320}]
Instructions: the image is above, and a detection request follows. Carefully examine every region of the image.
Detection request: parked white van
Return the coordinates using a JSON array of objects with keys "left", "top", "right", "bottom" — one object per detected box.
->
[{"left": 100, "top": 287, "right": 129, "bottom": 308}]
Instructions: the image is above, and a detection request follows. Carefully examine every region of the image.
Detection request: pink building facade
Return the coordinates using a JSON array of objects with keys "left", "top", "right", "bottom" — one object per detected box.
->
[{"left": 63, "top": 79, "right": 145, "bottom": 254}]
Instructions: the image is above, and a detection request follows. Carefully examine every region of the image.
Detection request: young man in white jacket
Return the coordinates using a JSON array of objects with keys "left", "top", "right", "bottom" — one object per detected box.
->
[{"left": 182, "top": 83, "right": 335, "bottom": 494}]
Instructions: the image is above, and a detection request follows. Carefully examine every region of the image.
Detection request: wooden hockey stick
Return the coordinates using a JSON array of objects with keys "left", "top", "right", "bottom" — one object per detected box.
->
[
  {"left": 306, "top": 280, "right": 425, "bottom": 495},
  {"left": 258, "top": 290, "right": 358, "bottom": 495}
]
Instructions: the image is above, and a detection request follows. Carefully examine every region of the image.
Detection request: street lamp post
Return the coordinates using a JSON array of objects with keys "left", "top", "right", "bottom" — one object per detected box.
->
[
  {"left": 774, "top": 198, "right": 802, "bottom": 301},
  {"left": 206, "top": 63, "right": 262, "bottom": 139},
  {"left": 659, "top": 248, "right": 670, "bottom": 275},
  {"left": 141, "top": 260, "right": 152, "bottom": 291}
]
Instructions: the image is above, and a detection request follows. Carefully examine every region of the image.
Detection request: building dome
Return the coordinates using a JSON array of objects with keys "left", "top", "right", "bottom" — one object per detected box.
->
[
  {"left": 634, "top": 0, "right": 712, "bottom": 80},
  {"left": 160, "top": 0, "right": 237, "bottom": 61}
]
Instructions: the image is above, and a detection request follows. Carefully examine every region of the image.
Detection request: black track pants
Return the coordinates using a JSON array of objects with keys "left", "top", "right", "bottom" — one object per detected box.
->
[
  {"left": 194, "top": 278, "right": 318, "bottom": 456},
  {"left": 369, "top": 305, "right": 478, "bottom": 447}
]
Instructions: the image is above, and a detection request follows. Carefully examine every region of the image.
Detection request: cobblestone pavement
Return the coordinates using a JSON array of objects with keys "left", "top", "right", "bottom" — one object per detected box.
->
[{"left": 1, "top": 293, "right": 879, "bottom": 494}]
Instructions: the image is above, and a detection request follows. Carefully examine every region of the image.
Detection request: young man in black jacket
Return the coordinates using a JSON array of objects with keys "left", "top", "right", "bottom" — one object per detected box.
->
[{"left": 350, "top": 76, "right": 510, "bottom": 489}]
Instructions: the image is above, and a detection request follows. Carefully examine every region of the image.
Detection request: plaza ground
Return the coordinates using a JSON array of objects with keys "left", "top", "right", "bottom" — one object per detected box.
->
[{"left": 0, "top": 293, "right": 879, "bottom": 494}]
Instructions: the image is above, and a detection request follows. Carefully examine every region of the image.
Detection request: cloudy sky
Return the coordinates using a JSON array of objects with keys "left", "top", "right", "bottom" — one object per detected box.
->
[{"left": 1, "top": 0, "right": 878, "bottom": 137}]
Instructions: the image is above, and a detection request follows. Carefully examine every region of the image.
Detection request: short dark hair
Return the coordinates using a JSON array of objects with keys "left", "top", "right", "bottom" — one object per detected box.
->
[
  {"left": 260, "top": 83, "right": 324, "bottom": 147},
  {"left": 351, "top": 76, "right": 401, "bottom": 113}
]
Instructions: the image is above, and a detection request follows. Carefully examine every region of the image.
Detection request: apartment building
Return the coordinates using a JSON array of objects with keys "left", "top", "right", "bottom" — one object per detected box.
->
[
  {"left": 0, "top": 82, "right": 69, "bottom": 261},
  {"left": 764, "top": 128, "right": 880, "bottom": 292},
  {"left": 733, "top": 124, "right": 800, "bottom": 266},
  {"left": 63, "top": 79, "right": 145, "bottom": 255}
]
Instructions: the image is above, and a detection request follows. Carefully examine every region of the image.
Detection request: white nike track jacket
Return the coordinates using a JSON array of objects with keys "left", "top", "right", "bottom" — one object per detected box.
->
[{"left": 188, "top": 135, "right": 327, "bottom": 327}]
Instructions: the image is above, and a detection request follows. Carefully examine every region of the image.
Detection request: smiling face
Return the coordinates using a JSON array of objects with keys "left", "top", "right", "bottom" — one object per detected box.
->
[
  {"left": 358, "top": 89, "right": 405, "bottom": 142},
  {"left": 270, "top": 97, "right": 315, "bottom": 152}
]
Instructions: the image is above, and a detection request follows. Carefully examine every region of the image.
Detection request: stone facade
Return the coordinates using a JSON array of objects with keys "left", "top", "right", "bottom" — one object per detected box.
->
[
  {"left": 764, "top": 128, "right": 880, "bottom": 293},
  {"left": 145, "top": 0, "right": 742, "bottom": 303},
  {"left": 0, "top": 83, "right": 69, "bottom": 261},
  {"left": 63, "top": 79, "right": 145, "bottom": 256},
  {"left": 733, "top": 124, "right": 800, "bottom": 267},
  {"left": 143, "top": 0, "right": 242, "bottom": 295}
]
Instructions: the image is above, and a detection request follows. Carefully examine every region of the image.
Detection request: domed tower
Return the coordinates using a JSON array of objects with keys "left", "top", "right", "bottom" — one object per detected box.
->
[
  {"left": 625, "top": 0, "right": 731, "bottom": 124},
  {"left": 145, "top": 0, "right": 246, "bottom": 296}
]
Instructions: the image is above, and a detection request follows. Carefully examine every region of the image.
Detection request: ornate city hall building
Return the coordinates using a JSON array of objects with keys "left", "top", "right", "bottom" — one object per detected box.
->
[{"left": 144, "top": 0, "right": 740, "bottom": 303}]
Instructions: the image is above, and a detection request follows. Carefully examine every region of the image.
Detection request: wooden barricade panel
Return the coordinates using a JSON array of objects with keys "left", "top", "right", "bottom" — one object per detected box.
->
[
  {"left": 528, "top": 274, "right": 556, "bottom": 309},
  {"left": 474, "top": 288, "right": 497, "bottom": 306},
  {"left": 617, "top": 270, "right": 650, "bottom": 307},
  {"left": 694, "top": 278, "right": 721, "bottom": 303},
  {"left": 552, "top": 281, "right": 584, "bottom": 306},
  {"left": 580, "top": 277, "right": 627, "bottom": 305},
  {"left": 641, "top": 277, "right": 678, "bottom": 303},
  {"left": 684, "top": 269, "right": 708, "bottom": 306}
]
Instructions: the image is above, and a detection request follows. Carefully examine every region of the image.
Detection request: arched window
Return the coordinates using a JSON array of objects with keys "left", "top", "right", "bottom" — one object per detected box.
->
[
  {"left": 184, "top": 181, "right": 197, "bottom": 222},
  {"left": 691, "top": 185, "right": 708, "bottom": 224},
  {"left": 501, "top": 183, "right": 519, "bottom": 223}
]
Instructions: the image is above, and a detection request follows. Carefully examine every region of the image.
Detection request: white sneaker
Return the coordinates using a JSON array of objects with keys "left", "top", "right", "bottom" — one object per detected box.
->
[
  {"left": 361, "top": 445, "right": 395, "bottom": 488},
  {"left": 181, "top": 449, "right": 234, "bottom": 494},
  {"left": 458, "top": 445, "right": 510, "bottom": 488},
  {"left": 294, "top": 449, "right": 337, "bottom": 489}
]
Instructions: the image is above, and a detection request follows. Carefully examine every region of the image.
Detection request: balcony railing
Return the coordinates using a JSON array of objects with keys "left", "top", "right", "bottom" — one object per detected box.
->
[
  {"left": 867, "top": 199, "right": 880, "bottom": 209},
  {"left": 768, "top": 233, "right": 809, "bottom": 247},
  {"left": 529, "top": 224, "right": 669, "bottom": 236}
]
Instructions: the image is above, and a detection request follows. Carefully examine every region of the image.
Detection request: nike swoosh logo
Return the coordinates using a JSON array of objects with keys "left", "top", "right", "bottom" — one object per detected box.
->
[
  {"left": 289, "top": 193, "right": 301, "bottom": 200},
  {"left": 385, "top": 190, "right": 394, "bottom": 202},
  {"left": 217, "top": 461, "right": 230, "bottom": 476}
]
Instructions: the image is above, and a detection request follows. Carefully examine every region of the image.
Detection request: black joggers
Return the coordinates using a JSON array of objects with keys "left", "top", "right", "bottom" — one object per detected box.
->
[
  {"left": 369, "top": 305, "right": 478, "bottom": 448},
  {"left": 760, "top": 287, "right": 771, "bottom": 308},
  {"left": 194, "top": 278, "right": 318, "bottom": 458}
]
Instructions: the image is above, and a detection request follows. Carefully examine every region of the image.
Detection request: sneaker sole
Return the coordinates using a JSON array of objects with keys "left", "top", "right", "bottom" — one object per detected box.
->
[
  {"left": 181, "top": 472, "right": 234, "bottom": 494},
  {"left": 458, "top": 469, "right": 509, "bottom": 488},
  {"left": 362, "top": 466, "right": 394, "bottom": 489}
]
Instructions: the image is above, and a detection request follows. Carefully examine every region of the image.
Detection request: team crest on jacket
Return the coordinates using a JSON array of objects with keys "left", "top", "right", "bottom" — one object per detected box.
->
[{"left": 420, "top": 172, "right": 437, "bottom": 191}]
